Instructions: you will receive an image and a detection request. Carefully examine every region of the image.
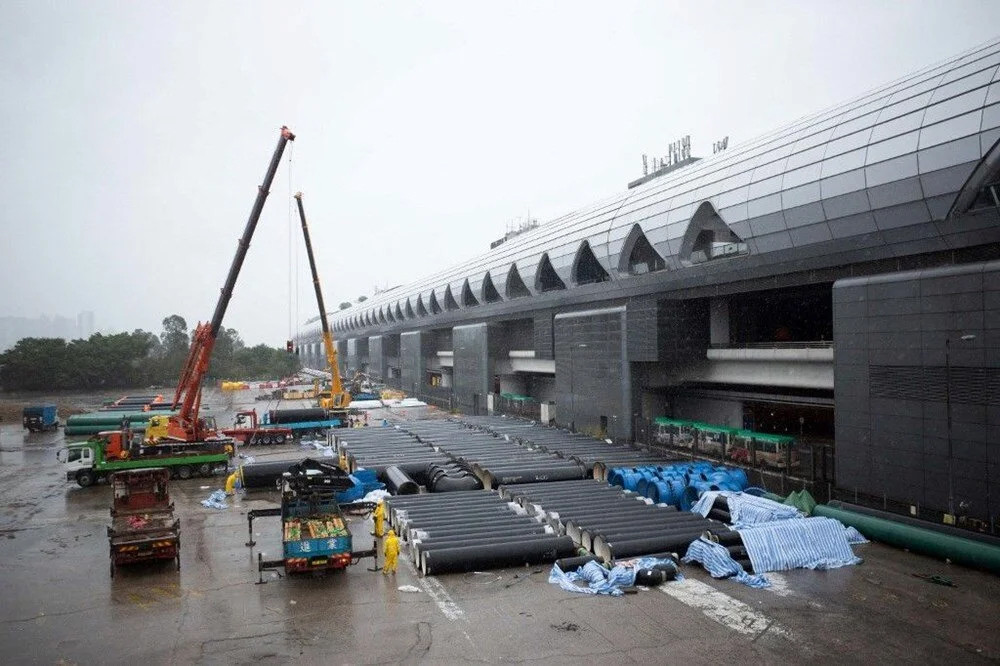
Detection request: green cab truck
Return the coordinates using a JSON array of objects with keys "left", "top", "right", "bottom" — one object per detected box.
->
[{"left": 57, "top": 429, "right": 231, "bottom": 487}]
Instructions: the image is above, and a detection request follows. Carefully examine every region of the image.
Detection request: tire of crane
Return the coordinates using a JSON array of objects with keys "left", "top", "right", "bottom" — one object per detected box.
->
[
  {"left": 262, "top": 435, "right": 273, "bottom": 445},
  {"left": 197, "top": 463, "right": 212, "bottom": 477},
  {"left": 176, "top": 465, "right": 193, "bottom": 480},
  {"left": 274, "top": 433, "right": 286, "bottom": 444}
]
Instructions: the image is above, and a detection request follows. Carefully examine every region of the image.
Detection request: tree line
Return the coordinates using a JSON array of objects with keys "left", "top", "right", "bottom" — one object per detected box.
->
[{"left": 0, "top": 314, "right": 301, "bottom": 391}]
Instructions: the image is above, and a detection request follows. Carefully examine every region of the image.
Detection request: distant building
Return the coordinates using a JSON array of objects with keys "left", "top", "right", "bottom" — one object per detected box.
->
[
  {"left": 77, "top": 310, "right": 95, "bottom": 339},
  {"left": 0, "top": 311, "right": 95, "bottom": 351}
]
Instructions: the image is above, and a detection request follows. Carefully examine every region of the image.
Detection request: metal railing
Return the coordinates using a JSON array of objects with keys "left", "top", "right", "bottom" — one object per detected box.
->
[{"left": 710, "top": 340, "right": 834, "bottom": 350}]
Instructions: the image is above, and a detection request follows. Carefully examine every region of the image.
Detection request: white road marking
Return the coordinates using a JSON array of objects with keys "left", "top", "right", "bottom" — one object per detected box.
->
[
  {"left": 658, "top": 579, "right": 790, "bottom": 640},
  {"left": 763, "top": 572, "right": 793, "bottom": 597},
  {"left": 418, "top": 574, "right": 466, "bottom": 621}
]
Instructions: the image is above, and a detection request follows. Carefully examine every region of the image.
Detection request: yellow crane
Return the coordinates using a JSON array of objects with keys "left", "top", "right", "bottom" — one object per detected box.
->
[{"left": 294, "top": 192, "right": 352, "bottom": 411}]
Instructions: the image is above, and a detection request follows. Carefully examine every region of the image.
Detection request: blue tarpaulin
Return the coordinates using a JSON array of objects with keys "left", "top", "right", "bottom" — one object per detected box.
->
[
  {"left": 548, "top": 557, "right": 681, "bottom": 596},
  {"left": 691, "top": 491, "right": 803, "bottom": 527},
  {"left": 738, "top": 517, "right": 863, "bottom": 573},
  {"left": 682, "top": 537, "right": 770, "bottom": 588}
]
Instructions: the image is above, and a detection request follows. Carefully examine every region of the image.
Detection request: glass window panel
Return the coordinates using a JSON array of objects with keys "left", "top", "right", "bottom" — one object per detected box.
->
[
  {"left": 788, "top": 125, "right": 838, "bottom": 155},
  {"left": 752, "top": 230, "right": 793, "bottom": 253},
  {"left": 782, "top": 181, "right": 823, "bottom": 209},
  {"left": 865, "top": 153, "right": 919, "bottom": 187},
  {"left": 870, "top": 109, "right": 924, "bottom": 142},
  {"left": 929, "top": 68, "right": 995, "bottom": 103},
  {"left": 918, "top": 110, "right": 983, "bottom": 149},
  {"left": 866, "top": 129, "right": 920, "bottom": 164},
  {"left": 821, "top": 168, "right": 867, "bottom": 198},
  {"left": 831, "top": 110, "right": 882, "bottom": 139},
  {"left": 751, "top": 156, "right": 788, "bottom": 183},
  {"left": 982, "top": 103, "right": 1000, "bottom": 131},
  {"left": 783, "top": 201, "right": 826, "bottom": 228},
  {"left": 748, "top": 174, "right": 784, "bottom": 199},
  {"left": 920, "top": 162, "right": 976, "bottom": 199},
  {"left": 782, "top": 162, "right": 823, "bottom": 189},
  {"left": 820, "top": 148, "right": 867, "bottom": 178},
  {"left": 983, "top": 128, "right": 1000, "bottom": 157},
  {"left": 749, "top": 211, "right": 787, "bottom": 236},
  {"left": 922, "top": 88, "right": 990, "bottom": 126},
  {"left": 717, "top": 185, "right": 749, "bottom": 210},
  {"left": 867, "top": 177, "right": 924, "bottom": 211},
  {"left": 918, "top": 135, "right": 981, "bottom": 172},
  {"left": 882, "top": 76, "right": 945, "bottom": 110},
  {"left": 719, "top": 202, "right": 749, "bottom": 223}
]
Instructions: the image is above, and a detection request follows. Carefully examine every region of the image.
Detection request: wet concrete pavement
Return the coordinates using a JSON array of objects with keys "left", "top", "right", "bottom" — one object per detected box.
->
[{"left": 1, "top": 405, "right": 999, "bottom": 664}]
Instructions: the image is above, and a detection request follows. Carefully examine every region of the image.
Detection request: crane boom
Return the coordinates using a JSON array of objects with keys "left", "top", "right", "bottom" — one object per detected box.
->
[
  {"left": 167, "top": 126, "right": 296, "bottom": 442},
  {"left": 293, "top": 192, "right": 351, "bottom": 410}
]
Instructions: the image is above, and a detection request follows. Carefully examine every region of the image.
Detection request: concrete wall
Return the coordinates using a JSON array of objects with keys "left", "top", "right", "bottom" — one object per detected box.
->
[
  {"left": 369, "top": 335, "right": 386, "bottom": 380},
  {"left": 452, "top": 323, "right": 493, "bottom": 413},
  {"left": 554, "top": 307, "right": 630, "bottom": 439},
  {"left": 673, "top": 395, "right": 743, "bottom": 429},
  {"left": 833, "top": 261, "right": 1000, "bottom": 521},
  {"left": 400, "top": 331, "right": 426, "bottom": 394}
]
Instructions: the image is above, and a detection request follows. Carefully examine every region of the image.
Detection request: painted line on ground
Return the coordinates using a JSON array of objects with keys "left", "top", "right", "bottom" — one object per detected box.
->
[
  {"left": 401, "top": 547, "right": 466, "bottom": 622},
  {"left": 658, "top": 579, "right": 790, "bottom": 640}
]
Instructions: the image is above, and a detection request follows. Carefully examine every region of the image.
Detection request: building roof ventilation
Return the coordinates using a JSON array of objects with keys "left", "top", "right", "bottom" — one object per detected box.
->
[
  {"left": 482, "top": 272, "right": 502, "bottom": 303},
  {"left": 619, "top": 224, "right": 667, "bottom": 275},
  {"left": 536, "top": 253, "right": 566, "bottom": 292},
  {"left": 679, "top": 201, "right": 749, "bottom": 266},
  {"left": 461, "top": 279, "right": 480, "bottom": 307},
  {"left": 506, "top": 264, "right": 531, "bottom": 298},
  {"left": 571, "top": 240, "right": 611, "bottom": 285}
]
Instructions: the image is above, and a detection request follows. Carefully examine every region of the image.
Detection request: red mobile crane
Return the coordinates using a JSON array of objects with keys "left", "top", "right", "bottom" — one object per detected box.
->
[{"left": 158, "top": 126, "right": 296, "bottom": 444}]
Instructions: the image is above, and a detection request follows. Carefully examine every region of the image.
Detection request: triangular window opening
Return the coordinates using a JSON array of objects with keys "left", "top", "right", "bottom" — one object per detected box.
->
[
  {"left": 536, "top": 254, "right": 566, "bottom": 292},
  {"left": 378, "top": 309, "right": 387, "bottom": 325},
  {"left": 429, "top": 292, "right": 442, "bottom": 314},
  {"left": 506, "top": 264, "right": 531, "bottom": 298},
  {"left": 443, "top": 286, "right": 460, "bottom": 311},
  {"left": 385, "top": 308, "right": 394, "bottom": 323},
  {"left": 416, "top": 295, "right": 428, "bottom": 317},
  {"left": 572, "top": 241, "right": 610, "bottom": 285},
  {"left": 394, "top": 304, "right": 404, "bottom": 320},
  {"left": 620, "top": 225, "right": 667, "bottom": 275},
  {"left": 405, "top": 299, "right": 415, "bottom": 319},
  {"left": 482, "top": 272, "right": 502, "bottom": 303},
  {"left": 680, "top": 202, "right": 748, "bottom": 266},
  {"left": 462, "top": 280, "right": 480, "bottom": 307}
]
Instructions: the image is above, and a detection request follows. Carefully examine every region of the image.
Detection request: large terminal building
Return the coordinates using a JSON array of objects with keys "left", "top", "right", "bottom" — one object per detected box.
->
[{"left": 298, "top": 40, "right": 1000, "bottom": 525}]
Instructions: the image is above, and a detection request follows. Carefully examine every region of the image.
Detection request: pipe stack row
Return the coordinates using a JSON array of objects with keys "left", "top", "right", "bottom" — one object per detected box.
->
[
  {"left": 499, "top": 479, "right": 728, "bottom": 563},
  {"left": 608, "top": 463, "right": 749, "bottom": 510},
  {"left": 399, "top": 421, "right": 586, "bottom": 488},
  {"left": 385, "top": 491, "right": 576, "bottom": 575},
  {"left": 333, "top": 428, "right": 481, "bottom": 491},
  {"left": 457, "top": 416, "right": 680, "bottom": 480}
]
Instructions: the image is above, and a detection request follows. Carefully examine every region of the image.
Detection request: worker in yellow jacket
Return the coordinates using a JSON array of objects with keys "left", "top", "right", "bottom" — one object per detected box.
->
[
  {"left": 383, "top": 529, "right": 400, "bottom": 575},
  {"left": 372, "top": 501, "right": 386, "bottom": 537}
]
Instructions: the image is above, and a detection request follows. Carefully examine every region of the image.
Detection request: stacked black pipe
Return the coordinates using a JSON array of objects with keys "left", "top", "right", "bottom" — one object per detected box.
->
[
  {"left": 500, "top": 479, "right": 729, "bottom": 563},
  {"left": 400, "top": 421, "right": 586, "bottom": 488},
  {"left": 333, "top": 428, "right": 452, "bottom": 484},
  {"left": 385, "top": 491, "right": 576, "bottom": 575},
  {"left": 456, "top": 416, "right": 678, "bottom": 481}
]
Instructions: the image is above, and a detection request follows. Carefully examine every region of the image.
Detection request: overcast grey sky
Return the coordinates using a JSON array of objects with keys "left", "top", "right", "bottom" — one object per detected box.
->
[{"left": 1, "top": 1, "right": 997, "bottom": 346}]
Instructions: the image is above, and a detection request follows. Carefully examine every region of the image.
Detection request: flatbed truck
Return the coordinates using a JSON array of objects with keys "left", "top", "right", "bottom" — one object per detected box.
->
[
  {"left": 58, "top": 429, "right": 231, "bottom": 487},
  {"left": 246, "top": 458, "right": 375, "bottom": 576}
]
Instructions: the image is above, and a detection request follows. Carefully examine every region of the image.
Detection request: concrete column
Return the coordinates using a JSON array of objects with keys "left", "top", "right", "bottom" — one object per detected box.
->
[
  {"left": 453, "top": 323, "right": 494, "bottom": 414},
  {"left": 710, "top": 296, "right": 730, "bottom": 347},
  {"left": 400, "top": 331, "right": 426, "bottom": 395},
  {"left": 369, "top": 335, "right": 386, "bottom": 381}
]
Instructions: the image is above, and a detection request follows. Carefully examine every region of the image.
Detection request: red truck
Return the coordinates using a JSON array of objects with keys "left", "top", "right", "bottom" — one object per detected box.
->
[
  {"left": 222, "top": 409, "right": 294, "bottom": 446},
  {"left": 107, "top": 468, "right": 180, "bottom": 578}
]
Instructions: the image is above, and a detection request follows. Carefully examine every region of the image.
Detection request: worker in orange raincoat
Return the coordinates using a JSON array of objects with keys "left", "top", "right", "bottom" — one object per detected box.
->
[
  {"left": 383, "top": 529, "right": 400, "bottom": 575},
  {"left": 371, "top": 501, "right": 386, "bottom": 537}
]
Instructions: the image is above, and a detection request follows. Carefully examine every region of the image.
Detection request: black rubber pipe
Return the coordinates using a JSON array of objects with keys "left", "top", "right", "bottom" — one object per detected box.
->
[
  {"left": 589, "top": 522, "right": 721, "bottom": 553},
  {"left": 431, "top": 475, "right": 483, "bottom": 492},
  {"left": 413, "top": 523, "right": 552, "bottom": 543},
  {"left": 416, "top": 533, "right": 562, "bottom": 560},
  {"left": 600, "top": 527, "right": 730, "bottom": 562},
  {"left": 554, "top": 554, "right": 599, "bottom": 572},
  {"left": 268, "top": 408, "right": 327, "bottom": 423},
  {"left": 422, "top": 535, "right": 577, "bottom": 575},
  {"left": 386, "top": 492, "right": 498, "bottom": 507},
  {"left": 240, "top": 460, "right": 298, "bottom": 488},
  {"left": 708, "top": 508, "right": 732, "bottom": 523},
  {"left": 395, "top": 506, "right": 522, "bottom": 526},
  {"left": 484, "top": 466, "right": 586, "bottom": 487},
  {"left": 385, "top": 465, "right": 419, "bottom": 495}
]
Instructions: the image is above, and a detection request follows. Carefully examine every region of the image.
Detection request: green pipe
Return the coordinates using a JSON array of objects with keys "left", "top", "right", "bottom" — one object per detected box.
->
[
  {"left": 66, "top": 411, "right": 176, "bottom": 427},
  {"left": 814, "top": 504, "right": 1000, "bottom": 575}
]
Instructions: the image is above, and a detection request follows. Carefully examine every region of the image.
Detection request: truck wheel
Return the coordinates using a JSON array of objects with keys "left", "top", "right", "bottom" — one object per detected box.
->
[
  {"left": 176, "top": 465, "right": 193, "bottom": 480},
  {"left": 76, "top": 470, "right": 96, "bottom": 487},
  {"left": 274, "top": 434, "right": 286, "bottom": 444},
  {"left": 197, "top": 463, "right": 212, "bottom": 477},
  {"left": 261, "top": 435, "right": 273, "bottom": 445}
]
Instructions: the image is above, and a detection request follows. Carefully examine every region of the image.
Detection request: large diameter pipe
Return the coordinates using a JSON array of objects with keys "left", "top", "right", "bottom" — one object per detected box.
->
[
  {"left": 422, "top": 535, "right": 577, "bottom": 575},
  {"left": 599, "top": 528, "right": 729, "bottom": 563},
  {"left": 813, "top": 504, "right": 1000, "bottom": 575},
  {"left": 414, "top": 531, "right": 558, "bottom": 563},
  {"left": 827, "top": 501, "right": 1000, "bottom": 548},
  {"left": 412, "top": 523, "right": 552, "bottom": 543},
  {"left": 268, "top": 408, "right": 327, "bottom": 424},
  {"left": 385, "top": 465, "right": 419, "bottom": 495},
  {"left": 587, "top": 522, "right": 720, "bottom": 554},
  {"left": 484, "top": 465, "right": 586, "bottom": 487}
]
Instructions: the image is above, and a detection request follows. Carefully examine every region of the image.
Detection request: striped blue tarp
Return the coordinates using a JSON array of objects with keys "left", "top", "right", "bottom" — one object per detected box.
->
[
  {"left": 691, "top": 491, "right": 803, "bottom": 527},
  {"left": 682, "top": 537, "right": 770, "bottom": 588},
  {"left": 738, "top": 517, "right": 862, "bottom": 573}
]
